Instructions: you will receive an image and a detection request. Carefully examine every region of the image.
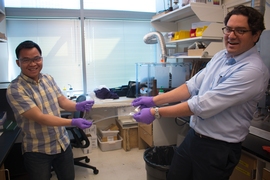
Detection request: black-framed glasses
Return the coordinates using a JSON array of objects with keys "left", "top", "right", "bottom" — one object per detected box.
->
[
  {"left": 222, "top": 27, "right": 252, "bottom": 36},
  {"left": 19, "top": 56, "right": 43, "bottom": 64}
]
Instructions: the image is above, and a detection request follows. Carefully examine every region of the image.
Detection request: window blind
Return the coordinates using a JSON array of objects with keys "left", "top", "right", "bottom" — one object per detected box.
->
[
  {"left": 5, "top": 0, "right": 80, "bottom": 9},
  {"left": 4, "top": 0, "right": 156, "bottom": 12},
  {"left": 83, "top": 0, "right": 156, "bottom": 12},
  {"left": 85, "top": 19, "right": 156, "bottom": 92},
  {"left": 7, "top": 19, "right": 83, "bottom": 91}
]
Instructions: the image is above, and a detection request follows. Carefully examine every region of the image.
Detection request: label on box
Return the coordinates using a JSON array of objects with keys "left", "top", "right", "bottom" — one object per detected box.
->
[{"left": 107, "top": 136, "right": 114, "bottom": 142}]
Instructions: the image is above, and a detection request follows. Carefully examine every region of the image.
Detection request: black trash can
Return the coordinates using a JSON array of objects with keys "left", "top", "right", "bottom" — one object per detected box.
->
[{"left": 144, "top": 146, "right": 175, "bottom": 180}]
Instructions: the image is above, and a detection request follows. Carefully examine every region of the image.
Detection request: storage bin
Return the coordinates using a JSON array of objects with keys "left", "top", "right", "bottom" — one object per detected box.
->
[
  {"left": 98, "top": 135, "right": 123, "bottom": 152},
  {"left": 187, "top": 49, "right": 205, "bottom": 56},
  {"left": 97, "top": 127, "right": 119, "bottom": 142}
]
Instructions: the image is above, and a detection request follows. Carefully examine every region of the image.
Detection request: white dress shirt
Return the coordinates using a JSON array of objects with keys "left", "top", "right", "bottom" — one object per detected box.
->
[{"left": 186, "top": 46, "right": 269, "bottom": 143}]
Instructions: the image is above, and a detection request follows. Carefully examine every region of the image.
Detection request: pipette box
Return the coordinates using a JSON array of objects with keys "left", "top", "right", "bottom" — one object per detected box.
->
[{"left": 135, "top": 62, "right": 190, "bottom": 97}]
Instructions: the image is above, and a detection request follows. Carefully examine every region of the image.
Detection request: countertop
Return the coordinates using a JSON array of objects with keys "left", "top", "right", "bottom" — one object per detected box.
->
[
  {"left": 242, "top": 133, "right": 270, "bottom": 162},
  {"left": 91, "top": 96, "right": 134, "bottom": 108}
]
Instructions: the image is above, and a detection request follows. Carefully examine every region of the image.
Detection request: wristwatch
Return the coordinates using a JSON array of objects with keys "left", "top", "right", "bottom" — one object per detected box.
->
[{"left": 154, "top": 107, "right": 160, "bottom": 119}]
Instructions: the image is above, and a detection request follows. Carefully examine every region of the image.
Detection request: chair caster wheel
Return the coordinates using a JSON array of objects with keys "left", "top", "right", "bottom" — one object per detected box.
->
[
  {"left": 93, "top": 169, "right": 99, "bottom": 174},
  {"left": 85, "top": 157, "right": 90, "bottom": 163}
]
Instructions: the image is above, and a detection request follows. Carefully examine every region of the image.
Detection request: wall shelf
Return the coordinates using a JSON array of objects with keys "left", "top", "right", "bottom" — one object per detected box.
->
[
  {"left": 151, "top": 3, "right": 224, "bottom": 60},
  {"left": 166, "top": 36, "right": 222, "bottom": 44},
  {"left": 152, "top": 3, "right": 223, "bottom": 23},
  {"left": 151, "top": 3, "right": 224, "bottom": 32}
]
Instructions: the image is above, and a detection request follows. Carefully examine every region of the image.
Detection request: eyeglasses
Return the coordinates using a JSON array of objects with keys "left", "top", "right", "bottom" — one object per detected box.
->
[
  {"left": 222, "top": 27, "right": 252, "bottom": 36},
  {"left": 19, "top": 56, "right": 43, "bottom": 64}
]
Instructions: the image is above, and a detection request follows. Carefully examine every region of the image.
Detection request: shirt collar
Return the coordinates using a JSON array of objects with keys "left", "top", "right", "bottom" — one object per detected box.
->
[
  {"left": 20, "top": 73, "right": 43, "bottom": 84},
  {"left": 224, "top": 46, "right": 258, "bottom": 65}
]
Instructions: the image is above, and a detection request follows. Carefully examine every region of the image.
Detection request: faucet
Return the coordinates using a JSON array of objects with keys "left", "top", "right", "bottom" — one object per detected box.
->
[{"left": 143, "top": 31, "right": 168, "bottom": 63}]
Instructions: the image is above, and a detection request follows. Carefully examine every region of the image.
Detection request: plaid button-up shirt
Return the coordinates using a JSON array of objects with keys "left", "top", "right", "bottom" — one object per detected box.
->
[{"left": 6, "top": 73, "right": 70, "bottom": 154}]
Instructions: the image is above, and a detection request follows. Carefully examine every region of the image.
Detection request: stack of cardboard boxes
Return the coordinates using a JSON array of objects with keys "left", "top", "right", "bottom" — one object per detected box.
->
[{"left": 81, "top": 124, "right": 97, "bottom": 154}]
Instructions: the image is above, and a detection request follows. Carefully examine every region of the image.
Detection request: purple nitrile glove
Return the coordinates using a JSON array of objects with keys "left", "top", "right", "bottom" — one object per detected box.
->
[
  {"left": 75, "top": 100, "right": 94, "bottom": 112},
  {"left": 71, "top": 118, "right": 93, "bottom": 129},
  {"left": 131, "top": 97, "right": 155, "bottom": 109},
  {"left": 132, "top": 108, "right": 155, "bottom": 125}
]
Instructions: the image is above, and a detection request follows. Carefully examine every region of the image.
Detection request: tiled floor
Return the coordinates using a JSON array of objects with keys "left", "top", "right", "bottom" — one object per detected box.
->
[{"left": 51, "top": 147, "right": 146, "bottom": 180}]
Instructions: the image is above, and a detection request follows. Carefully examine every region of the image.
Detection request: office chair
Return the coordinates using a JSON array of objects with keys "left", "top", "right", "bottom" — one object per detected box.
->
[{"left": 64, "top": 94, "right": 99, "bottom": 175}]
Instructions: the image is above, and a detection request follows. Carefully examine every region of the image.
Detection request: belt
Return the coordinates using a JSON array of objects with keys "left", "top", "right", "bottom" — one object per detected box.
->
[
  {"left": 194, "top": 131, "right": 216, "bottom": 140},
  {"left": 194, "top": 130, "right": 242, "bottom": 145}
]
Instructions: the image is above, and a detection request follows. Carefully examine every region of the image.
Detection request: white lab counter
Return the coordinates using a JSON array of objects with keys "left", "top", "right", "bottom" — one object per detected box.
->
[{"left": 90, "top": 96, "right": 134, "bottom": 109}]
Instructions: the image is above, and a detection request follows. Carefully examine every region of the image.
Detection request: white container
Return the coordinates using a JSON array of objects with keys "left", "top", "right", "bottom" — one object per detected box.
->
[
  {"left": 97, "top": 128, "right": 119, "bottom": 142},
  {"left": 83, "top": 124, "right": 96, "bottom": 136},
  {"left": 98, "top": 135, "right": 123, "bottom": 152},
  {"left": 82, "top": 134, "right": 92, "bottom": 154},
  {"left": 91, "top": 134, "right": 98, "bottom": 148}
]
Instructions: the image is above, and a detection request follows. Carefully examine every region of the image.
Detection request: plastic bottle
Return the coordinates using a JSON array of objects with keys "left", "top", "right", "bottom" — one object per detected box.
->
[
  {"left": 159, "top": 86, "right": 164, "bottom": 95},
  {"left": 69, "top": 87, "right": 74, "bottom": 97},
  {"left": 68, "top": 84, "right": 73, "bottom": 97},
  {"left": 62, "top": 87, "right": 67, "bottom": 97},
  {"left": 151, "top": 79, "right": 158, "bottom": 96}
]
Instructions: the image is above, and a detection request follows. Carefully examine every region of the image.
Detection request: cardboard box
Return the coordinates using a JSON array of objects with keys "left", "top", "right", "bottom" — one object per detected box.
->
[
  {"left": 90, "top": 134, "right": 98, "bottom": 148},
  {"left": 81, "top": 134, "right": 98, "bottom": 153},
  {"left": 81, "top": 134, "right": 92, "bottom": 154},
  {"left": 97, "top": 128, "right": 119, "bottom": 142},
  {"left": 83, "top": 124, "right": 96, "bottom": 136},
  {"left": 188, "top": 49, "right": 205, "bottom": 56},
  {"left": 230, "top": 151, "right": 257, "bottom": 180},
  {"left": 263, "top": 168, "right": 270, "bottom": 180}
]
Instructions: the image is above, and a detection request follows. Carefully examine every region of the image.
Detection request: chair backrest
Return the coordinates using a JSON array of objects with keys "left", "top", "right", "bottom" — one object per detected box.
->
[
  {"left": 73, "top": 94, "right": 86, "bottom": 118},
  {"left": 67, "top": 94, "right": 90, "bottom": 149},
  {"left": 66, "top": 127, "right": 90, "bottom": 148}
]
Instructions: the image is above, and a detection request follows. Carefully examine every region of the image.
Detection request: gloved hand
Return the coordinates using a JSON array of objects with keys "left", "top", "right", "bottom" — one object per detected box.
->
[
  {"left": 75, "top": 100, "right": 94, "bottom": 112},
  {"left": 132, "top": 108, "right": 155, "bottom": 124},
  {"left": 131, "top": 97, "right": 155, "bottom": 109},
  {"left": 71, "top": 118, "right": 92, "bottom": 129}
]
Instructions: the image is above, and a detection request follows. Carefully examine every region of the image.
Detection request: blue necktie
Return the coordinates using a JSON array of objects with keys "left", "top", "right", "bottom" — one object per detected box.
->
[{"left": 226, "top": 58, "right": 236, "bottom": 65}]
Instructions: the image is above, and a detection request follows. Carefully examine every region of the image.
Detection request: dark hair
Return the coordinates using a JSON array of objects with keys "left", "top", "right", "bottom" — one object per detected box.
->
[
  {"left": 224, "top": 5, "right": 265, "bottom": 36},
  {"left": 15, "top": 40, "right": 42, "bottom": 59}
]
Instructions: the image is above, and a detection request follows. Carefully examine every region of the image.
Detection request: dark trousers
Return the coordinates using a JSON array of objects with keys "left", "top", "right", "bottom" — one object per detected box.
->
[
  {"left": 167, "top": 128, "right": 242, "bottom": 180},
  {"left": 23, "top": 145, "right": 75, "bottom": 180}
]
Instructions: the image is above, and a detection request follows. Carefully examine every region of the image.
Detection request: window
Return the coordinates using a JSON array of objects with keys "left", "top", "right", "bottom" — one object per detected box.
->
[
  {"left": 85, "top": 19, "right": 156, "bottom": 92},
  {"left": 5, "top": 0, "right": 80, "bottom": 9},
  {"left": 84, "top": 0, "right": 156, "bottom": 12},
  {"left": 5, "top": 1, "right": 157, "bottom": 94},
  {"left": 5, "top": 0, "right": 156, "bottom": 12},
  {"left": 7, "top": 19, "right": 83, "bottom": 91}
]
